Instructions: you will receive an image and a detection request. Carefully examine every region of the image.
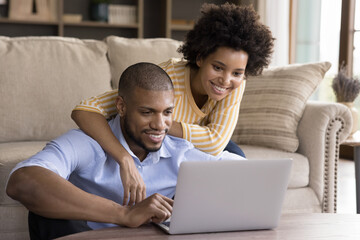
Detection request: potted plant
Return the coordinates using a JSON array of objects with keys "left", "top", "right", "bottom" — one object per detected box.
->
[{"left": 332, "top": 64, "right": 360, "bottom": 135}]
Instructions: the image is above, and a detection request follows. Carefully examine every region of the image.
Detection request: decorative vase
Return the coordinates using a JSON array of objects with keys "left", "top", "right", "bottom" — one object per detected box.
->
[{"left": 340, "top": 102, "right": 359, "bottom": 135}]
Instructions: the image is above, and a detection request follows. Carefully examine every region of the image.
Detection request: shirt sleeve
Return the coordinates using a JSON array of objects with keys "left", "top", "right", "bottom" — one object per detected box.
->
[
  {"left": 73, "top": 90, "right": 118, "bottom": 119},
  {"left": 9, "top": 130, "right": 105, "bottom": 180},
  {"left": 181, "top": 81, "right": 246, "bottom": 156}
]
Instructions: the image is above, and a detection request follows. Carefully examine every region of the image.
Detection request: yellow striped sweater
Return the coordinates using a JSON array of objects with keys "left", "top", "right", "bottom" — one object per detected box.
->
[{"left": 73, "top": 58, "right": 246, "bottom": 156}]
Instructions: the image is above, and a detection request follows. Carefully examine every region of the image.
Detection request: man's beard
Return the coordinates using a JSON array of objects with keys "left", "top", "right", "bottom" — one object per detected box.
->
[{"left": 123, "top": 116, "right": 164, "bottom": 153}]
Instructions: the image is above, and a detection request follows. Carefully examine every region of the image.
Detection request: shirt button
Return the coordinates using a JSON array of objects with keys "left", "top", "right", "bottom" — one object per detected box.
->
[{"left": 137, "top": 165, "right": 141, "bottom": 169}]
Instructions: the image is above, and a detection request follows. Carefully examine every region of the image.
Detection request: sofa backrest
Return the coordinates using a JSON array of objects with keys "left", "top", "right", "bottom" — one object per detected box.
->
[
  {"left": 0, "top": 36, "right": 112, "bottom": 143},
  {"left": 0, "top": 36, "right": 184, "bottom": 143}
]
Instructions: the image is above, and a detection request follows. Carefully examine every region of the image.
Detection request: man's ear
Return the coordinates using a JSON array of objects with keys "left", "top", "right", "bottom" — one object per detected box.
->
[{"left": 115, "top": 96, "right": 126, "bottom": 117}]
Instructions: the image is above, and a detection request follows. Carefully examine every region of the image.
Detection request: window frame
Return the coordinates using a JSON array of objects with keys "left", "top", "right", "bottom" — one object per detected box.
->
[{"left": 339, "top": 0, "right": 356, "bottom": 75}]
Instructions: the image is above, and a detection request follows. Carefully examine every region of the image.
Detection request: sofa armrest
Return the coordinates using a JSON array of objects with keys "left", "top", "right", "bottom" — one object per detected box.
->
[{"left": 297, "top": 100, "right": 352, "bottom": 212}]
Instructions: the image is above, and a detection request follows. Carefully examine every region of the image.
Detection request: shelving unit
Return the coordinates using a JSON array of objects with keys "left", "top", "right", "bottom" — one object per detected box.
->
[
  {"left": 0, "top": 0, "right": 143, "bottom": 39},
  {"left": 0, "top": 0, "right": 245, "bottom": 40},
  {"left": 164, "top": 0, "right": 236, "bottom": 40},
  {"left": 165, "top": 0, "right": 193, "bottom": 40}
]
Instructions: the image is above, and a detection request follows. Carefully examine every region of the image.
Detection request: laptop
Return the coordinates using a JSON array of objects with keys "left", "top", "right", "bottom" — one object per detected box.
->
[{"left": 155, "top": 159, "right": 292, "bottom": 234}]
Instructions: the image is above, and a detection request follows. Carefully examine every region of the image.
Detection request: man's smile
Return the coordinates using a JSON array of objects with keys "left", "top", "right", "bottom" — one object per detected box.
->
[{"left": 146, "top": 132, "right": 166, "bottom": 143}]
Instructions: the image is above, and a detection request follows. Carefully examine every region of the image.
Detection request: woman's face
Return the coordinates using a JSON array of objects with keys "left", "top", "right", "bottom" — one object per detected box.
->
[{"left": 196, "top": 47, "right": 248, "bottom": 101}]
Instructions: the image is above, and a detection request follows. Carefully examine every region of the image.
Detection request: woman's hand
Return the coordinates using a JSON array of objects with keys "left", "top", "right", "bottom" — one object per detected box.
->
[
  {"left": 71, "top": 110, "right": 147, "bottom": 205},
  {"left": 119, "top": 156, "right": 146, "bottom": 206}
]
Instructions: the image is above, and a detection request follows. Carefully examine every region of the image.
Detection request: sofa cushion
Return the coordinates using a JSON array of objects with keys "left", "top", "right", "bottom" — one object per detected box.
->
[
  {"left": 240, "top": 145, "right": 309, "bottom": 189},
  {"left": 105, "top": 36, "right": 183, "bottom": 88},
  {"left": 0, "top": 141, "right": 47, "bottom": 205},
  {"left": 232, "top": 62, "right": 331, "bottom": 152},
  {"left": 0, "top": 36, "right": 112, "bottom": 143},
  {"left": 0, "top": 141, "right": 45, "bottom": 239},
  {"left": 0, "top": 205, "right": 29, "bottom": 240},
  {"left": 283, "top": 188, "right": 321, "bottom": 213}
]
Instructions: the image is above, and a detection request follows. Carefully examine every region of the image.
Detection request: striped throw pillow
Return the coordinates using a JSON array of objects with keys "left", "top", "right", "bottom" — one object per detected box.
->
[{"left": 232, "top": 62, "right": 331, "bottom": 152}]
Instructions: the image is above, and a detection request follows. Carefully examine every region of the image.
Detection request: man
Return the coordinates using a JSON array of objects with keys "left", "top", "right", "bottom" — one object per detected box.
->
[{"left": 6, "top": 63, "right": 243, "bottom": 239}]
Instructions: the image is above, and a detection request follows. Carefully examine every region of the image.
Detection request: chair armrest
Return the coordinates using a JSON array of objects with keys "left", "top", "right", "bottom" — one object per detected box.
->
[{"left": 297, "top": 100, "right": 352, "bottom": 212}]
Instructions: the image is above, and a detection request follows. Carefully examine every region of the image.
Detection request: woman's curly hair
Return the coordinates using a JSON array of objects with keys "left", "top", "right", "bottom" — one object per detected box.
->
[{"left": 178, "top": 3, "right": 275, "bottom": 76}]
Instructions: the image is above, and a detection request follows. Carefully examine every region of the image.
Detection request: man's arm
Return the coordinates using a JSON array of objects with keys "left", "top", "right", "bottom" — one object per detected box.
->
[{"left": 6, "top": 166, "right": 172, "bottom": 227}]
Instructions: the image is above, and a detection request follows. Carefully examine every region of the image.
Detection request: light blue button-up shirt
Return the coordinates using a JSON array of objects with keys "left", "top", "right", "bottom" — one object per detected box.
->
[{"left": 11, "top": 115, "right": 243, "bottom": 229}]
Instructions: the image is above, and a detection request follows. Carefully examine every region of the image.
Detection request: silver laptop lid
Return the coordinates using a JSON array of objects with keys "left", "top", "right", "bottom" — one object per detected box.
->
[{"left": 168, "top": 159, "right": 292, "bottom": 234}]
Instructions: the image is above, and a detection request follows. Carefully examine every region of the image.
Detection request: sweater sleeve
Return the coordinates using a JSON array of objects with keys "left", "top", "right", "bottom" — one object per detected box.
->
[
  {"left": 73, "top": 89, "right": 118, "bottom": 119},
  {"left": 181, "top": 81, "right": 246, "bottom": 156},
  {"left": 72, "top": 59, "right": 176, "bottom": 119}
]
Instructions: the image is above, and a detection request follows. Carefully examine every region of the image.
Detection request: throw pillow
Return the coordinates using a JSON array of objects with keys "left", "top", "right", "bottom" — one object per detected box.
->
[
  {"left": 105, "top": 36, "right": 183, "bottom": 88},
  {"left": 231, "top": 61, "right": 331, "bottom": 152},
  {"left": 0, "top": 36, "right": 112, "bottom": 142}
]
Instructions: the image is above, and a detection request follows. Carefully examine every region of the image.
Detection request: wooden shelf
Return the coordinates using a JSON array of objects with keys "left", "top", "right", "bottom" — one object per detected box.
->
[
  {"left": 171, "top": 23, "right": 194, "bottom": 31},
  {"left": 0, "top": 18, "right": 58, "bottom": 25},
  {"left": 164, "top": 0, "right": 238, "bottom": 40},
  {"left": 63, "top": 21, "right": 139, "bottom": 29},
  {"left": 0, "top": 0, "right": 234, "bottom": 40}
]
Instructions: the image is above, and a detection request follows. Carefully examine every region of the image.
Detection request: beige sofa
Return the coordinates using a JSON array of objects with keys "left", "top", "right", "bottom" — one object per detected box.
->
[{"left": 0, "top": 36, "right": 352, "bottom": 240}]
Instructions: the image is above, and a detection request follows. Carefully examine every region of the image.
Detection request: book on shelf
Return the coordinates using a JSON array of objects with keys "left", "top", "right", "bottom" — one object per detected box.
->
[
  {"left": 63, "top": 14, "right": 82, "bottom": 23},
  {"left": 108, "top": 4, "right": 136, "bottom": 25}
]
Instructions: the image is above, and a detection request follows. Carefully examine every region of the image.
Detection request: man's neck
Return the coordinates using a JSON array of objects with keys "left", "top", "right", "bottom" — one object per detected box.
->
[{"left": 131, "top": 148, "right": 148, "bottom": 162}]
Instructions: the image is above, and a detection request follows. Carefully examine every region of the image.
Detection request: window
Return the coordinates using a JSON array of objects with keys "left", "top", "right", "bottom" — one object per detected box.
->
[
  {"left": 268, "top": 0, "right": 358, "bottom": 103},
  {"left": 289, "top": 0, "right": 360, "bottom": 129},
  {"left": 290, "top": 0, "right": 342, "bottom": 102}
]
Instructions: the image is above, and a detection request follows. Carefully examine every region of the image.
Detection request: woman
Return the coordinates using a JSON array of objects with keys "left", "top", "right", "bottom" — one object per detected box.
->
[{"left": 71, "top": 3, "right": 274, "bottom": 206}]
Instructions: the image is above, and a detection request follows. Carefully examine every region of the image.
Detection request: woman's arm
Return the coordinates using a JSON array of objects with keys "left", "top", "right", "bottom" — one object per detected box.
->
[
  {"left": 168, "top": 121, "right": 183, "bottom": 138},
  {"left": 71, "top": 110, "right": 146, "bottom": 205}
]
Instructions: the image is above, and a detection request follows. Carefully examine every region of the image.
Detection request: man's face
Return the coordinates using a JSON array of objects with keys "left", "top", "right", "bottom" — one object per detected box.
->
[{"left": 117, "top": 87, "right": 174, "bottom": 160}]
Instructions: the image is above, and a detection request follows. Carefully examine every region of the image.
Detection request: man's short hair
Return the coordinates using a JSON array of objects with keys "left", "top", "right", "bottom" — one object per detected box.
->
[{"left": 118, "top": 62, "right": 173, "bottom": 98}]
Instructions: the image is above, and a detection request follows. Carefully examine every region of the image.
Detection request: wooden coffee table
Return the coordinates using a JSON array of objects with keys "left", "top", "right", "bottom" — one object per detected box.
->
[
  {"left": 340, "top": 130, "right": 360, "bottom": 213},
  {"left": 56, "top": 213, "right": 360, "bottom": 240}
]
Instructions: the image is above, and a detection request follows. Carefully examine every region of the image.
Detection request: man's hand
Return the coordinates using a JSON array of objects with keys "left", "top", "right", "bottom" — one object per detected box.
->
[
  {"left": 122, "top": 193, "right": 173, "bottom": 228},
  {"left": 120, "top": 157, "right": 147, "bottom": 206}
]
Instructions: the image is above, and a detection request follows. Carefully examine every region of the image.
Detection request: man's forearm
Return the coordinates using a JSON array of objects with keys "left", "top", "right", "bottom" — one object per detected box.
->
[{"left": 6, "top": 166, "right": 125, "bottom": 225}]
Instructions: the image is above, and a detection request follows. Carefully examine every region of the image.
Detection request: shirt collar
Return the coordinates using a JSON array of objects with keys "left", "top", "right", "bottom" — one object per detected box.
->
[{"left": 108, "top": 115, "right": 172, "bottom": 165}]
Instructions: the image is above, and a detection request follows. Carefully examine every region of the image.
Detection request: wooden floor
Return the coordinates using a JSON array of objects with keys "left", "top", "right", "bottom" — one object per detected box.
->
[{"left": 337, "top": 158, "right": 357, "bottom": 213}]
